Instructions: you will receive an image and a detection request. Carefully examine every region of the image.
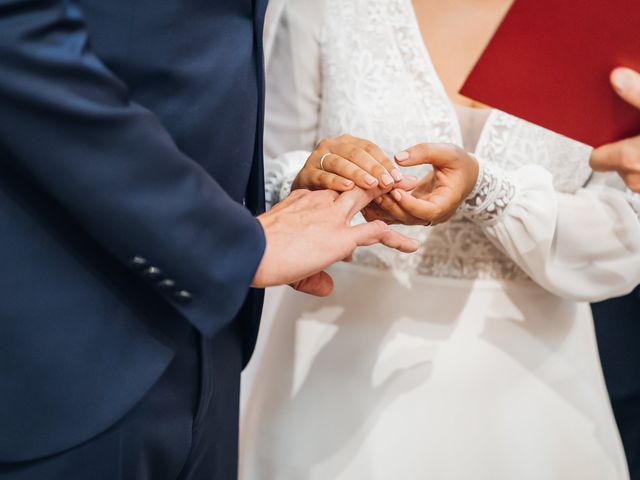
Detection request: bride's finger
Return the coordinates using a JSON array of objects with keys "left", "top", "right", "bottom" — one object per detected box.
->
[
  {"left": 353, "top": 139, "right": 404, "bottom": 182},
  {"left": 412, "top": 171, "right": 436, "bottom": 196},
  {"left": 320, "top": 153, "right": 380, "bottom": 189},
  {"left": 310, "top": 169, "right": 355, "bottom": 191},
  {"left": 414, "top": 187, "right": 459, "bottom": 223},
  {"left": 332, "top": 143, "right": 396, "bottom": 188},
  {"left": 394, "top": 175, "right": 419, "bottom": 191},
  {"left": 395, "top": 143, "right": 460, "bottom": 167},
  {"left": 378, "top": 193, "right": 424, "bottom": 225},
  {"left": 391, "top": 189, "right": 442, "bottom": 223}
]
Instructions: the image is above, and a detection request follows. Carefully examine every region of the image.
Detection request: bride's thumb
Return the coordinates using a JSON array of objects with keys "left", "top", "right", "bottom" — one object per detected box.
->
[{"left": 395, "top": 143, "right": 459, "bottom": 167}]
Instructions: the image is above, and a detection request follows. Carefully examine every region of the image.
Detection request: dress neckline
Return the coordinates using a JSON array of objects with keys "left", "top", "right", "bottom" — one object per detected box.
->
[{"left": 402, "top": 0, "right": 497, "bottom": 155}]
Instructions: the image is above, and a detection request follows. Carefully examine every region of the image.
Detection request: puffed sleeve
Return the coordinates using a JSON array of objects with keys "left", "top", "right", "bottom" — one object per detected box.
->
[
  {"left": 263, "top": 0, "right": 325, "bottom": 207},
  {"left": 461, "top": 161, "right": 640, "bottom": 302}
]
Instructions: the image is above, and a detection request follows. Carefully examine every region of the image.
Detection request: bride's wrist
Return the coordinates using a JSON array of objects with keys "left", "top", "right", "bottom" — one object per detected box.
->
[
  {"left": 460, "top": 158, "right": 517, "bottom": 225},
  {"left": 464, "top": 153, "right": 482, "bottom": 199}
]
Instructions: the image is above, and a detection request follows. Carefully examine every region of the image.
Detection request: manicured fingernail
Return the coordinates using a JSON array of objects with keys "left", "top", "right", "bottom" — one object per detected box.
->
[
  {"left": 612, "top": 68, "right": 633, "bottom": 94},
  {"left": 395, "top": 151, "right": 410, "bottom": 162},
  {"left": 342, "top": 179, "right": 354, "bottom": 187},
  {"left": 365, "top": 174, "right": 378, "bottom": 186},
  {"left": 391, "top": 169, "right": 403, "bottom": 181},
  {"left": 391, "top": 190, "right": 402, "bottom": 202},
  {"left": 409, "top": 239, "right": 420, "bottom": 250},
  {"left": 382, "top": 173, "right": 394, "bottom": 186}
]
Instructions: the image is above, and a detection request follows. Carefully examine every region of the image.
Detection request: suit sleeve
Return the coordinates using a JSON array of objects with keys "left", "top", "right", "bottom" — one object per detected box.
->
[{"left": 0, "top": 0, "right": 266, "bottom": 336}]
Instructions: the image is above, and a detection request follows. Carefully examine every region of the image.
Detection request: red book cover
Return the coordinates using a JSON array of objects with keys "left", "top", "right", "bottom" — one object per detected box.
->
[{"left": 460, "top": 0, "right": 640, "bottom": 147}]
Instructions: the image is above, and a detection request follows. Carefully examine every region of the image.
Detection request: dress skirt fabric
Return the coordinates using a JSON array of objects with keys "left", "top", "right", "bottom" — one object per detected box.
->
[{"left": 241, "top": 263, "right": 628, "bottom": 480}]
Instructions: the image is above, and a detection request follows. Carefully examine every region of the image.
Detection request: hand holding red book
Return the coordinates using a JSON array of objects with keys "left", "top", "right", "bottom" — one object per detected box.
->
[
  {"left": 460, "top": 0, "right": 640, "bottom": 148},
  {"left": 590, "top": 68, "right": 640, "bottom": 191}
]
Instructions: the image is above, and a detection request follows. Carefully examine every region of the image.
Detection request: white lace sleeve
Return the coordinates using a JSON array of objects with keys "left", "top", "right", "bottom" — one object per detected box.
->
[
  {"left": 460, "top": 159, "right": 517, "bottom": 225},
  {"left": 263, "top": 0, "right": 324, "bottom": 208},
  {"left": 264, "top": 150, "right": 309, "bottom": 206},
  {"left": 467, "top": 163, "right": 640, "bottom": 301}
]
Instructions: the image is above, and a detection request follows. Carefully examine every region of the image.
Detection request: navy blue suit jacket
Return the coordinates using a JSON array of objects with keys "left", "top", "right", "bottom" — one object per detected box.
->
[{"left": 0, "top": 0, "right": 268, "bottom": 462}]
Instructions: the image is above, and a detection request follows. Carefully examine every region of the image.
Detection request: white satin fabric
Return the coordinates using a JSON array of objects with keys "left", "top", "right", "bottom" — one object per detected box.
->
[{"left": 240, "top": 0, "right": 640, "bottom": 478}]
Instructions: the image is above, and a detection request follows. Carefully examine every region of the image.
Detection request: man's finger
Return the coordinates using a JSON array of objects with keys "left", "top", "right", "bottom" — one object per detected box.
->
[
  {"left": 291, "top": 271, "right": 334, "bottom": 297},
  {"left": 336, "top": 186, "right": 382, "bottom": 218},
  {"left": 612, "top": 68, "right": 640, "bottom": 110},
  {"left": 269, "top": 188, "right": 310, "bottom": 212},
  {"left": 394, "top": 143, "right": 460, "bottom": 167},
  {"left": 350, "top": 220, "right": 419, "bottom": 253},
  {"left": 362, "top": 205, "right": 395, "bottom": 224},
  {"left": 379, "top": 228, "right": 420, "bottom": 253}
]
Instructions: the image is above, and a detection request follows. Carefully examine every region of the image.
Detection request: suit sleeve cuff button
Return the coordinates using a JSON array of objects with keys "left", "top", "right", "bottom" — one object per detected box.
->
[
  {"left": 174, "top": 290, "right": 193, "bottom": 303},
  {"left": 130, "top": 256, "right": 148, "bottom": 269},
  {"left": 158, "top": 279, "right": 176, "bottom": 290}
]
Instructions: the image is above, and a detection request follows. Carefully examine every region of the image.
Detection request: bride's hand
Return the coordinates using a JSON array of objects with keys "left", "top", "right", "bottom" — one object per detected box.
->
[
  {"left": 363, "top": 144, "right": 479, "bottom": 226},
  {"left": 292, "top": 134, "right": 417, "bottom": 193}
]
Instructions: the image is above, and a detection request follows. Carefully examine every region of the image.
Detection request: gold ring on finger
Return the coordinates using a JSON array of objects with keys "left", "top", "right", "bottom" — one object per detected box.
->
[{"left": 320, "top": 153, "right": 331, "bottom": 171}]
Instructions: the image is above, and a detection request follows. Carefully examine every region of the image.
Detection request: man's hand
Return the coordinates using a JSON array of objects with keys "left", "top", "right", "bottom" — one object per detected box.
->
[
  {"left": 590, "top": 67, "right": 640, "bottom": 192},
  {"left": 362, "top": 143, "right": 479, "bottom": 226},
  {"left": 252, "top": 187, "right": 419, "bottom": 296}
]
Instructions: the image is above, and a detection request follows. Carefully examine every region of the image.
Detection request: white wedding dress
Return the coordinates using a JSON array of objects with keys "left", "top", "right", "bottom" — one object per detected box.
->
[{"left": 240, "top": 0, "right": 640, "bottom": 478}]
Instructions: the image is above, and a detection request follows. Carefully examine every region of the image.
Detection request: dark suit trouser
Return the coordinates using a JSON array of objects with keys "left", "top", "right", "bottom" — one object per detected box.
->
[
  {"left": 0, "top": 324, "right": 243, "bottom": 480},
  {"left": 594, "top": 287, "right": 640, "bottom": 480}
]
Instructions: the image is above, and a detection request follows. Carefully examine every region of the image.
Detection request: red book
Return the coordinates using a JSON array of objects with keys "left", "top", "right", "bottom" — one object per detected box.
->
[{"left": 460, "top": 0, "right": 640, "bottom": 147}]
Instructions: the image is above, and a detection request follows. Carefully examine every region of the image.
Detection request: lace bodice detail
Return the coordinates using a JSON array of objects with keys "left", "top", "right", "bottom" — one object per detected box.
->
[
  {"left": 302, "top": 0, "right": 591, "bottom": 281},
  {"left": 264, "top": 0, "right": 619, "bottom": 284}
]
